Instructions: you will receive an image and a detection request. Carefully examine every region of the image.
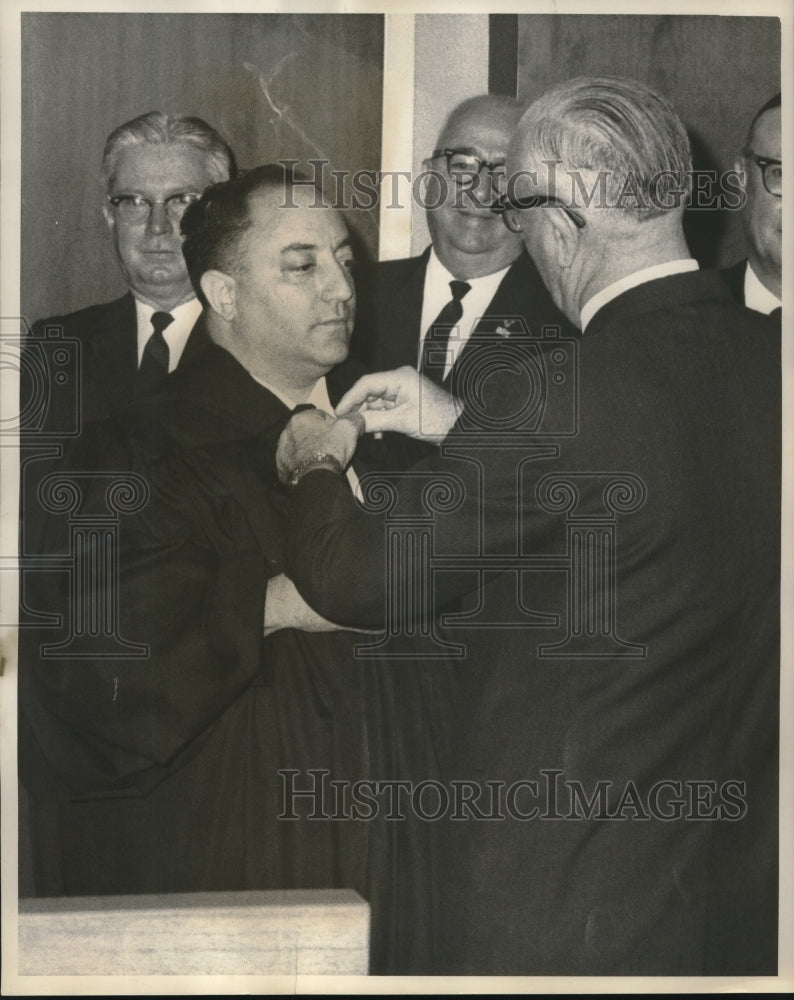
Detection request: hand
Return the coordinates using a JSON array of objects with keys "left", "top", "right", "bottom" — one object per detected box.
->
[
  {"left": 264, "top": 574, "right": 380, "bottom": 636},
  {"left": 275, "top": 408, "right": 364, "bottom": 486},
  {"left": 334, "top": 366, "right": 461, "bottom": 442}
]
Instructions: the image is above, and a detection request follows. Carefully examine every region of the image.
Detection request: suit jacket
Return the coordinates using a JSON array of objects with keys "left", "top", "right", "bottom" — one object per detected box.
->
[
  {"left": 26, "top": 292, "right": 208, "bottom": 436},
  {"left": 353, "top": 245, "right": 575, "bottom": 373},
  {"left": 719, "top": 259, "right": 747, "bottom": 305},
  {"left": 20, "top": 294, "right": 208, "bottom": 563},
  {"left": 19, "top": 329, "right": 382, "bottom": 898},
  {"left": 284, "top": 270, "right": 781, "bottom": 975},
  {"left": 350, "top": 247, "right": 578, "bottom": 465}
]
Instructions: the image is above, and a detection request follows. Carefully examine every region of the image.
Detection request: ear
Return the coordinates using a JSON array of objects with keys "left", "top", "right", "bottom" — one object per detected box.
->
[
  {"left": 733, "top": 156, "right": 747, "bottom": 191},
  {"left": 544, "top": 205, "right": 581, "bottom": 269},
  {"left": 200, "top": 270, "right": 237, "bottom": 322}
]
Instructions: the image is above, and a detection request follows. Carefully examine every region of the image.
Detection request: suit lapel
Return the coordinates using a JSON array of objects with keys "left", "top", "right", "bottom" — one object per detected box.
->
[
  {"left": 446, "top": 252, "right": 527, "bottom": 393},
  {"left": 721, "top": 260, "right": 747, "bottom": 305},
  {"left": 374, "top": 249, "right": 429, "bottom": 371},
  {"left": 91, "top": 296, "right": 209, "bottom": 373},
  {"left": 86, "top": 293, "right": 139, "bottom": 413},
  {"left": 447, "top": 251, "right": 575, "bottom": 395}
]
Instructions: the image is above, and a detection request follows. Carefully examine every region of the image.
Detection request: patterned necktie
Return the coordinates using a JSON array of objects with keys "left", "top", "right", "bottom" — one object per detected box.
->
[
  {"left": 420, "top": 280, "right": 471, "bottom": 386},
  {"left": 138, "top": 311, "right": 173, "bottom": 388}
]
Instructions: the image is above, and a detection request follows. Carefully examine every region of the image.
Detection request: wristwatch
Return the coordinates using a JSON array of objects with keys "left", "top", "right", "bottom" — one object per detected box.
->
[{"left": 287, "top": 453, "right": 346, "bottom": 488}]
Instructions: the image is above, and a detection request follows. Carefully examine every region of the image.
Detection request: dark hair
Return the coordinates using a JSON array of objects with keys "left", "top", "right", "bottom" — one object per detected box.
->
[
  {"left": 101, "top": 111, "right": 236, "bottom": 190},
  {"left": 181, "top": 163, "right": 315, "bottom": 306}
]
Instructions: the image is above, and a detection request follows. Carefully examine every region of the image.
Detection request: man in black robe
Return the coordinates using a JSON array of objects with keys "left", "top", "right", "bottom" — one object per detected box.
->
[{"left": 19, "top": 164, "right": 383, "bottom": 900}]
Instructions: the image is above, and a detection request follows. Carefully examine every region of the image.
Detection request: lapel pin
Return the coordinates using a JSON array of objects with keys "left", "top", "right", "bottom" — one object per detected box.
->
[{"left": 495, "top": 320, "right": 518, "bottom": 338}]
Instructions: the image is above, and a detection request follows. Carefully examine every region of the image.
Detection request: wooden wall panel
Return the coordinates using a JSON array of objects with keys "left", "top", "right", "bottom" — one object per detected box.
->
[
  {"left": 21, "top": 12, "right": 384, "bottom": 323},
  {"left": 513, "top": 14, "right": 780, "bottom": 267}
]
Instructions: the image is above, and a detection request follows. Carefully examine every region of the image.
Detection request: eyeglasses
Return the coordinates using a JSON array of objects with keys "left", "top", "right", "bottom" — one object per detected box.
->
[
  {"left": 431, "top": 148, "right": 507, "bottom": 189},
  {"left": 744, "top": 153, "right": 782, "bottom": 197},
  {"left": 492, "top": 194, "right": 586, "bottom": 232},
  {"left": 107, "top": 192, "right": 201, "bottom": 224}
]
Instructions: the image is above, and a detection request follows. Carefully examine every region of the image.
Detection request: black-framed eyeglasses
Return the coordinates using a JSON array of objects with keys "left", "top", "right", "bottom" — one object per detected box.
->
[
  {"left": 492, "top": 194, "right": 586, "bottom": 232},
  {"left": 431, "top": 148, "right": 507, "bottom": 189},
  {"left": 107, "top": 192, "right": 201, "bottom": 224},
  {"left": 744, "top": 152, "right": 782, "bottom": 197}
]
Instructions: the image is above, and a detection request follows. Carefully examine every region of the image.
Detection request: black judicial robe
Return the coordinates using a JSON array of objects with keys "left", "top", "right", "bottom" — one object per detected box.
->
[{"left": 19, "top": 333, "right": 376, "bottom": 898}]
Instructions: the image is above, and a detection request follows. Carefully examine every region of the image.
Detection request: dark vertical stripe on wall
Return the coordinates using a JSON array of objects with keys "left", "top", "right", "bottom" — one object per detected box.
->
[{"left": 489, "top": 14, "right": 518, "bottom": 97}]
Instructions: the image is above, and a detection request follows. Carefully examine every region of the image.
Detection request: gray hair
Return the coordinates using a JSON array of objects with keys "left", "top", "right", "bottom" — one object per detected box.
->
[
  {"left": 101, "top": 110, "right": 236, "bottom": 191},
  {"left": 515, "top": 76, "right": 692, "bottom": 219}
]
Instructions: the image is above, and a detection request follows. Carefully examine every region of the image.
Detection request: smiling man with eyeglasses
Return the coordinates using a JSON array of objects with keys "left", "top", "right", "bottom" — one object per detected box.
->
[
  {"left": 722, "top": 93, "right": 782, "bottom": 312},
  {"left": 351, "top": 94, "right": 573, "bottom": 417}
]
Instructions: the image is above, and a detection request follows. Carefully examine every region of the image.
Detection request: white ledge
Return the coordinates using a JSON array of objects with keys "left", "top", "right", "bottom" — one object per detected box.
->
[{"left": 18, "top": 888, "right": 370, "bottom": 976}]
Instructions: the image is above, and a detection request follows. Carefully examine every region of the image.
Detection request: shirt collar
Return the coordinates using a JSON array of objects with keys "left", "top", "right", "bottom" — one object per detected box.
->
[
  {"left": 580, "top": 259, "right": 700, "bottom": 332},
  {"left": 250, "top": 373, "right": 333, "bottom": 414},
  {"left": 250, "top": 372, "right": 363, "bottom": 499},
  {"left": 135, "top": 297, "right": 201, "bottom": 327},
  {"left": 135, "top": 297, "right": 202, "bottom": 369},
  {"left": 426, "top": 246, "right": 512, "bottom": 296},
  {"left": 744, "top": 261, "right": 781, "bottom": 314}
]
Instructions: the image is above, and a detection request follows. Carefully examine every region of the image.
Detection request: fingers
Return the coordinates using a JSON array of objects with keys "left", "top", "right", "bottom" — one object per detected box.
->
[
  {"left": 327, "top": 415, "right": 363, "bottom": 466},
  {"left": 336, "top": 410, "right": 366, "bottom": 436},
  {"left": 358, "top": 408, "right": 403, "bottom": 436},
  {"left": 335, "top": 367, "right": 416, "bottom": 416}
]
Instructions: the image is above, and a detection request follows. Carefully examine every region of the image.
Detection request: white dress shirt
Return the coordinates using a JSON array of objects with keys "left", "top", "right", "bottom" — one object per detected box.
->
[
  {"left": 418, "top": 248, "right": 511, "bottom": 379},
  {"left": 580, "top": 259, "right": 700, "bottom": 333},
  {"left": 743, "top": 262, "right": 781, "bottom": 315},
  {"left": 135, "top": 298, "right": 202, "bottom": 371}
]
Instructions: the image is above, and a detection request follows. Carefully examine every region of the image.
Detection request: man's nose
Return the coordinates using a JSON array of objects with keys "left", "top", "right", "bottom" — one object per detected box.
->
[
  {"left": 459, "top": 169, "right": 502, "bottom": 210},
  {"left": 478, "top": 166, "right": 505, "bottom": 202},
  {"left": 322, "top": 260, "right": 355, "bottom": 302},
  {"left": 146, "top": 201, "right": 173, "bottom": 236}
]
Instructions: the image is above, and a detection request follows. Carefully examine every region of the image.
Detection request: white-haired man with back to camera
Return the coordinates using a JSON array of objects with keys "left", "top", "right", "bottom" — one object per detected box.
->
[{"left": 273, "top": 75, "right": 781, "bottom": 976}]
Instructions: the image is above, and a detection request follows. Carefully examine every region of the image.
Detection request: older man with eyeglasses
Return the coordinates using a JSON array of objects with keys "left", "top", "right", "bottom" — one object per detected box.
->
[
  {"left": 28, "top": 111, "right": 235, "bottom": 434},
  {"left": 274, "top": 76, "right": 780, "bottom": 976},
  {"left": 351, "top": 94, "right": 574, "bottom": 413},
  {"left": 721, "top": 93, "right": 782, "bottom": 314},
  {"left": 18, "top": 111, "right": 235, "bottom": 898}
]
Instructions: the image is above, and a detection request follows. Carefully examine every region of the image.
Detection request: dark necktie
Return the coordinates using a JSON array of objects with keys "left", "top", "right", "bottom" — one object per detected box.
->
[
  {"left": 420, "top": 280, "right": 471, "bottom": 386},
  {"left": 138, "top": 311, "right": 173, "bottom": 389}
]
